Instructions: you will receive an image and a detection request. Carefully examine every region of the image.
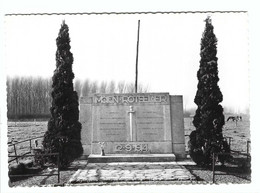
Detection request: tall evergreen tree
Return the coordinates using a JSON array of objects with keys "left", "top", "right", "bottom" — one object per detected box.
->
[
  {"left": 189, "top": 17, "right": 230, "bottom": 165},
  {"left": 43, "top": 21, "right": 83, "bottom": 168}
]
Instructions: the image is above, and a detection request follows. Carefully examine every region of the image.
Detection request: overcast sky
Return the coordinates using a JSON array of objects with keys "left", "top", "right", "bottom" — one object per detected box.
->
[{"left": 4, "top": 12, "right": 249, "bottom": 113}]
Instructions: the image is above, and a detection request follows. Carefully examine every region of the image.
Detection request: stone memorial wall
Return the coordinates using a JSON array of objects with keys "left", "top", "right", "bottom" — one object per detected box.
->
[{"left": 80, "top": 93, "right": 185, "bottom": 158}]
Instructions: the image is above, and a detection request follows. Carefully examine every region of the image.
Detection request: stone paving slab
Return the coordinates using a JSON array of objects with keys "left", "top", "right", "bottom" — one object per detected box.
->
[
  {"left": 68, "top": 162, "right": 196, "bottom": 184},
  {"left": 88, "top": 154, "right": 176, "bottom": 163}
]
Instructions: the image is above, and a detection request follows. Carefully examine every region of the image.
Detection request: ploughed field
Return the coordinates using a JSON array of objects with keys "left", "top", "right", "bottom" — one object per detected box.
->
[{"left": 8, "top": 114, "right": 250, "bottom": 160}]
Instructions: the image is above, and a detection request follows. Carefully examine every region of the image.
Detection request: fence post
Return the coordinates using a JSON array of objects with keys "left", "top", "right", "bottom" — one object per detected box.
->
[
  {"left": 13, "top": 144, "right": 18, "bottom": 164},
  {"left": 29, "top": 139, "right": 32, "bottom": 152},
  {"left": 247, "top": 141, "right": 250, "bottom": 161},
  {"left": 228, "top": 137, "right": 232, "bottom": 148},
  {"left": 57, "top": 153, "right": 60, "bottom": 183},
  {"left": 212, "top": 153, "right": 215, "bottom": 183}
]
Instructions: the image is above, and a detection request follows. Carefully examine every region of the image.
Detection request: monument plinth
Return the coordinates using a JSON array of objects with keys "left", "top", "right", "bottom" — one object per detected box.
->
[{"left": 80, "top": 93, "right": 185, "bottom": 159}]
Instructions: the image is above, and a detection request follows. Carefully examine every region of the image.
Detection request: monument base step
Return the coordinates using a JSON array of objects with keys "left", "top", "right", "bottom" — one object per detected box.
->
[{"left": 87, "top": 154, "right": 176, "bottom": 163}]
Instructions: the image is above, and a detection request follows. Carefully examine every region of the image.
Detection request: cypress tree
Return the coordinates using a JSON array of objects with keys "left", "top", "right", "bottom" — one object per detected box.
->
[
  {"left": 189, "top": 17, "right": 230, "bottom": 165},
  {"left": 43, "top": 21, "right": 83, "bottom": 168}
]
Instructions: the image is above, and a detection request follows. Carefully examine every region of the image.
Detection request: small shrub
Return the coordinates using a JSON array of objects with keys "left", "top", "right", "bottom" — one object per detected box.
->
[
  {"left": 9, "top": 161, "right": 43, "bottom": 182},
  {"left": 9, "top": 163, "right": 26, "bottom": 176}
]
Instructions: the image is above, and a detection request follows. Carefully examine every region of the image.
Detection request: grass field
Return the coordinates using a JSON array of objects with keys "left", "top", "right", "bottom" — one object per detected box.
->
[
  {"left": 184, "top": 114, "right": 250, "bottom": 153},
  {"left": 7, "top": 114, "right": 250, "bottom": 161},
  {"left": 8, "top": 121, "right": 47, "bottom": 161}
]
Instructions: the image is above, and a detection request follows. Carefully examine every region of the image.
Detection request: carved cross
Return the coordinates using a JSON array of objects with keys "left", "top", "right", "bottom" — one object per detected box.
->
[{"left": 128, "top": 106, "right": 135, "bottom": 141}]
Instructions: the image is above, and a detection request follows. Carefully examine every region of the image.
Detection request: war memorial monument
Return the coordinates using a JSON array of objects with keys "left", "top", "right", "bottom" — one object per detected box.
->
[{"left": 79, "top": 92, "right": 185, "bottom": 162}]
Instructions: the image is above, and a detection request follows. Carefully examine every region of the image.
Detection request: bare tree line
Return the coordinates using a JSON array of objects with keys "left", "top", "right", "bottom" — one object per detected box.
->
[
  {"left": 7, "top": 77, "right": 149, "bottom": 120},
  {"left": 76, "top": 79, "right": 149, "bottom": 96},
  {"left": 7, "top": 76, "right": 52, "bottom": 120}
]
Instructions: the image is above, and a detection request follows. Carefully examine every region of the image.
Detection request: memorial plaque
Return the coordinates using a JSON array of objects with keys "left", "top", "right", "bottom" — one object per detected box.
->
[
  {"left": 136, "top": 106, "right": 165, "bottom": 141},
  {"left": 80, "top": 93, "right": 185, "bottom": 158},
  {"left": 96, "top": 106, "right": 127, "bottom": 141}
]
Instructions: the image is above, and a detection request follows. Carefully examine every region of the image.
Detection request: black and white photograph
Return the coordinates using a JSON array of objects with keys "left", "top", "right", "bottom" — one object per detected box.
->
[{"left": 0, "top": 1, "right": 259, "bottom": 193}]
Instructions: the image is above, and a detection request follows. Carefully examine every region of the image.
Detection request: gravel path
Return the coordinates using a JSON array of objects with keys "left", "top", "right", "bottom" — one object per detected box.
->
[
  {"left": 9, "top": 159, "right": 251, "bottom": 187},
  {"left": 185, "top": 165, "right": 251, "bottom": 184}
]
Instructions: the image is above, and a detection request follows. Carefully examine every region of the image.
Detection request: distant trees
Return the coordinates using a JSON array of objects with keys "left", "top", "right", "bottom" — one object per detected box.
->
[
  {"left": 107, "top": 81, "right": 116, "bottom": 93},
  {"left": 7, "top": 76, "right": 52, "bottom": 119},
  {"left": 74, "top": 79, "right": 82, "bottom": 97},
  {"left": 7, "top": 77, "right": 150, "bottom": 120},
  {"left": 81, "top": 79, "right": 91, "bottom": 96},
  {"left": 99, "top": 81, "right": 107, "bottom": 93},
  {"left": 189, "top": 17, "right": 230, "bottom": 165}
]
